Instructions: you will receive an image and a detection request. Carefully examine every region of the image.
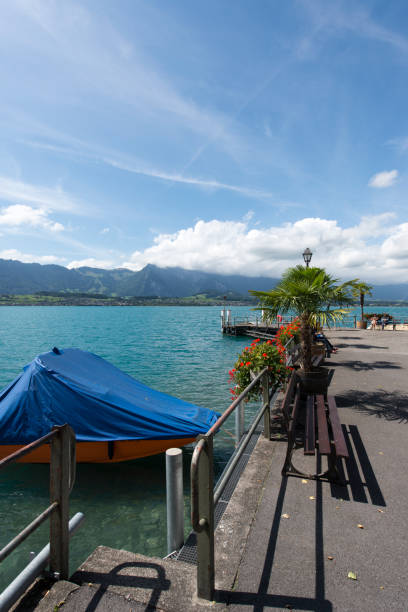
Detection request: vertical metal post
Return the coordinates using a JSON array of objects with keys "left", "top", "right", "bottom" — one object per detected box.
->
[
  {"left": 262, "top": 372, "right": 271, "bottom": 439},
  {"left": 235, "top": 401, "right": 245, "bottom": 445},
  {"left": 166, "top": 448, "right": 184, "bottom": 554},
  {"left": 49, "top": 425, "right": 72, "bottom": 580},
  {"left": 196, "top": 435, "right": 214, "bottom": 600}
]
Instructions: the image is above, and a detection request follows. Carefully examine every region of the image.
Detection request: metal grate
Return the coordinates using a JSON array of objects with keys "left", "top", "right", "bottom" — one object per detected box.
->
[{"left": 176, "top": 427, "right": 262, "bottom": 565}]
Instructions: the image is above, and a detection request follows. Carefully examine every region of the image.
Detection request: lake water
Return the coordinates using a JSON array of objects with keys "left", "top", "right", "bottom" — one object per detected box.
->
[
  {"left": 1, "top": 304, "right": 408, "bottom": 590},
  {"left": 0, "top": 305, "right": 255, "bottom": 590}
]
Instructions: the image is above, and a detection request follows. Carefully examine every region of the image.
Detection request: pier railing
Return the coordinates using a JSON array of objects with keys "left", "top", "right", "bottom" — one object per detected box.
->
[
  {"left": 190, "top": 367, "right": 279, "bottom": 600},
  {"left": 0, "top": 425, "right": 84, "bottom": 611}
]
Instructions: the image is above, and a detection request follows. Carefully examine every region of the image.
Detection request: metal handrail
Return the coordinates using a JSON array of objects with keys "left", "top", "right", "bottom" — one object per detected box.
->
[
  {"left": 213, "top": 386, "right": 279, "bottom": 507},
  {"left": 0, "top": 430, "right": 58, "bottom": 468},
  {"left": 0, "top": 502, "right": 58, "bottom": 563},
  {"left": 0, "top": 424, "right": 80, "bottom": 611},
  {"left": 207, "top": 367, "right": 268, "bottom": 436},
  {"left": 191, "top": 367, "right": 268, "bottom": 531},
  {"left": 190, "top": 361, "right": 280, "bottom": 600}
]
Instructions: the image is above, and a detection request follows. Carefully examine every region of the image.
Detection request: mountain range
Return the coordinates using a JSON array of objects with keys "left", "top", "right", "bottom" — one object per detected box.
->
[
  {"left": 0, "top": 259, "right": 278, "bottom": 298},
  {"left": 1, "top": 258, "right": 408, "bottom": 301}
]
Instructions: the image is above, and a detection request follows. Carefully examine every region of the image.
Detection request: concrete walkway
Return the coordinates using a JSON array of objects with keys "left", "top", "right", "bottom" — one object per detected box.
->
[{"left": 25, "top": 329, "right": 408, "bottom": 611}]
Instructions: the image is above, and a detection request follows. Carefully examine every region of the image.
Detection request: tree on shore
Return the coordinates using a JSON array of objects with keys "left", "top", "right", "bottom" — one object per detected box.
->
[
  {"left": 351, "top": 281, "right": 373, "bottom": 322},
  {"left": 250, "top": 266, "right": 354, "bottom": 372}
]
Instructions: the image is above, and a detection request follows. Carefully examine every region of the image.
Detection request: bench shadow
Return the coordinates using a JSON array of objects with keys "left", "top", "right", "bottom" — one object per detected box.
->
[
  {"left": 334, "top": 343, "right": 388, "bottom": 350},
  {"left": 70, "top": 561, "right": 171, "bottom": 611},
  {"left": 329, "top": 425, "right": 386, "bottom": 506},
  {"left": 336, "top": 390, "right": 408, "bottom": 423},
  {"left": 215, "top": 475, "right": 333, "bottom": 611},
  {"left": 330, "top": 360, "right": 401, "bottom": 371}
]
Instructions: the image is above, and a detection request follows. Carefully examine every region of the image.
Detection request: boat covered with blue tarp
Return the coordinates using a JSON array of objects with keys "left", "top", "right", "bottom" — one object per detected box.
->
[{"left": 0, "top": 347, "right": 220, "bottom": 462}]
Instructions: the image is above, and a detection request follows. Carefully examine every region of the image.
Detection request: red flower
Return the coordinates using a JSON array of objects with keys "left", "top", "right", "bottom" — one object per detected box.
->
[
  {"left": 246, "top": 361, "right": 251, "bottom": 366},
  {"left": 262, "top": 353, "right": 268, "bottom": 358}
]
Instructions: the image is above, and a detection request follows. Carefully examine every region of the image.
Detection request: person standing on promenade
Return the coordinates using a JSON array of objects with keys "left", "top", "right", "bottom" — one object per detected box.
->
[{"left": 371, "top": 315, "right": 378, "bottom": 330}]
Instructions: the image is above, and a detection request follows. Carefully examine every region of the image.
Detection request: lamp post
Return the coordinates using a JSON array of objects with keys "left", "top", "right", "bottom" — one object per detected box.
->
[{"left": 302, "top": 248, "right": 312, "bottom": 268}]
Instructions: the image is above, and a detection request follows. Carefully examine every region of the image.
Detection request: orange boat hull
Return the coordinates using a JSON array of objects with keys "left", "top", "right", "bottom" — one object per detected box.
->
[{"left": 0, "top": 437, "right": 196, "bottom": 463}]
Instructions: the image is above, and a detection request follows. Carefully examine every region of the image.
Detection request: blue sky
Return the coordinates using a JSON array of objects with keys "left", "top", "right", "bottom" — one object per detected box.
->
[{"left": 1, "top": 0, "right": 408, "bottom": 283}]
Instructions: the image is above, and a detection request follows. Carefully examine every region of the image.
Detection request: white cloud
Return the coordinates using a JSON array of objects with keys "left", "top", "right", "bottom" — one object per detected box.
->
[
  {"left": 0, "top": 176, "right": 81, "bottom": 212},
  {"left": 0, "top": 249, "right": 63, "bottom": 264},
  {"left": 0, "top": 204, "right": 64, "bottom": 232},
  {"left": 67, "top": 258, "right": 116, "bottom": 269},
  {"left": 101, "top": 227, "right": 110, "bottom": 234},
  {"left": 368, "top": 170, "right": 398, "bottom": 189},
  {"left": 122, "top": 214, "right": 408, "bottom": 283},
  {"left": 4, "top": 213, "right": 408, "bottom": 284}
]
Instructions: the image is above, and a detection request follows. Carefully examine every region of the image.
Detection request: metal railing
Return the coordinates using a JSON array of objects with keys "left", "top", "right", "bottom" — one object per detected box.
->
[
  {"left": 0, "top": 425, "right": 84, "bottom": 611},
  {"left": 190, "top": 367, "right": 278, "bottom": 600},
  {"left": 226, "top": 316, "right": 295, "bottom": 328}
]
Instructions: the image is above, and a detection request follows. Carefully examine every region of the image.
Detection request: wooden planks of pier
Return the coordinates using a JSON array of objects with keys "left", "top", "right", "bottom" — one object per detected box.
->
[{"left": 222, "top": 321, "right": 279, "bottom": 340}]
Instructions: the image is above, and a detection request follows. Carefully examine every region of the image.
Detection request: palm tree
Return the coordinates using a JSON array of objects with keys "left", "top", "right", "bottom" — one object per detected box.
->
[
  {"left": 250, "top": 266, "right": 354, "bottom": 372},
  {"left": 351, "top": 281, "right": 373, "bottom": 323}
]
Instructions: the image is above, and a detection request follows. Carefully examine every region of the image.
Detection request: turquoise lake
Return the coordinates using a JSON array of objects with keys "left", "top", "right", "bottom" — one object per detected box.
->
[{"left": 1, "top": 304, "right": 408, "bottom": 590}]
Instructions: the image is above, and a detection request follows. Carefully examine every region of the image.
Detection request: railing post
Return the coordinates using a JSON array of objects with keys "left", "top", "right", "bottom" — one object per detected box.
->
[
  {"left": 262, "top": 372, "right": 271, "bottom": 439},
  {"left": 49, "top": 425, "right": 73, "bottom": 580},
  {"left": 235, "top": 401, "right": 245, "bottom": 444},
  {"left": 166, "top": 448, "right": 184, "bottom": 555},
  {"left": 196, "top": 435, "right": 214, "bottom": 600}
]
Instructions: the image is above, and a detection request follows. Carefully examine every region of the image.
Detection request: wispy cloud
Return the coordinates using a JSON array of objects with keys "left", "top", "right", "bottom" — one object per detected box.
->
[
  {"left": 368, "top": 170, "right": 398, "bottom": 189},
  {"left": 8, "top": 0, "right": 245, "bottom": 161},
  {"left": 24, "top": 138, "right": 294, "bottom": 204},
  {"left": 299, "top": 1, "right": 408, "bottom": 56},
  {"left": 0, "top": 176, "right": 82, "bottom": 213},
  {"left": 104, "top": 156, "right": 277, "bottom": 201}
]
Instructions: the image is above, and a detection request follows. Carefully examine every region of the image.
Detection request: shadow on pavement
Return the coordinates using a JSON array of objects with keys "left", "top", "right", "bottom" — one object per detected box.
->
[
  {"left": 332, "top": 360, "right": 401, "bottom": 371},
  {"left": 71, "top": 561, "right": 170, "bottom": 611},
  {"left": 329, "top": 425, "right": 386, "bottom": 506},
  {"left": 215, "top": 475, "right": 333, "bottom": 611},
  {"left": 335, "top": 343, "right": 388, "bottom": 350},
  {"left": 336, "top": 390, "right": 408, "bottom": 423}
]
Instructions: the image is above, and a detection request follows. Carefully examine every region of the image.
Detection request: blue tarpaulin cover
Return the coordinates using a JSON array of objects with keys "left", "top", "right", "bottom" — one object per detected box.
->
[{"left": 0, "top": 348, "right": 220, "bottom": 444}]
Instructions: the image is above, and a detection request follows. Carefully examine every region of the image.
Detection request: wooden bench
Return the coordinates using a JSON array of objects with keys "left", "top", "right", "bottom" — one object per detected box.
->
[
  {"left": 311, "top": 353, "right": 324, "bottom": 367},
  {"left": 287, "top": 345, "right": 324, "bottom": 369},
  {"left": 280, "top": 373, "right": 349, "bottom": 484}
]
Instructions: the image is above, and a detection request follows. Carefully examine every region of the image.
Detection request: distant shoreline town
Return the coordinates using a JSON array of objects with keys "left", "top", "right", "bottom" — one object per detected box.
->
[{"left": 1, "top": 292, "right": 408, "bottom": 307}]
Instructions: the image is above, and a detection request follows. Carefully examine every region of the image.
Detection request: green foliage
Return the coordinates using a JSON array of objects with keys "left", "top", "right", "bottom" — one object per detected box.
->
[
  {"left": 249, "top": 266, "right": 354, "bottom": 372},
  {"left": 351, "top": 280, "right": 374, "bottom": 319},
  {"left": 250, "top": 266, "right": 354, "bottom": 328},
  {"left": 229, "top": 320, "right": 299, "bottom": 400}
]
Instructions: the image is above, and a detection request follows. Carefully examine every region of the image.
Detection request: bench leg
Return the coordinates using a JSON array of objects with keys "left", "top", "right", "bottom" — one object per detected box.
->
[
  {"left": 282, "top": 437, "right": 316, "bottom": 480},
  {"left": 282, "top": 444, "right": 347, "bottom": 485},
  {"left": 319, "top": 445, "right": 346, "bottom": 486}
]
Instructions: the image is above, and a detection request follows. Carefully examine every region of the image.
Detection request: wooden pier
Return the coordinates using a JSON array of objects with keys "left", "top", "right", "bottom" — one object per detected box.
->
[{"left": 221, "top": 315, "right": 292, "bottom": 340}]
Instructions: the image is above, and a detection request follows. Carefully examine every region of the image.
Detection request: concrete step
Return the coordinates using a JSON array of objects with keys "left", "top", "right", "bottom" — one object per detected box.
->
[
  {"left": 68, "top": 546, "right": 223, "bottom": 611},
  {"left": 34, "top": 580, "right": 147, "bottom": 611}
]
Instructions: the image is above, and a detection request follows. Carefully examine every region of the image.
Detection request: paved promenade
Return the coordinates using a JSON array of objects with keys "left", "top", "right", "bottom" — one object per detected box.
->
[
  {"left": 225, "top": 328, "right": 408, "bottom": 611},
  {"left": 26, "top": 329, "right": 407, "bottom": 611}
]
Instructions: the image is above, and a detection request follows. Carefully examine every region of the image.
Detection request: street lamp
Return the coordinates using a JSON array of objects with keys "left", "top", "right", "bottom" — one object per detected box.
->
[{"left": 302, "top": 248, "right": 312, "bottom": 268}]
